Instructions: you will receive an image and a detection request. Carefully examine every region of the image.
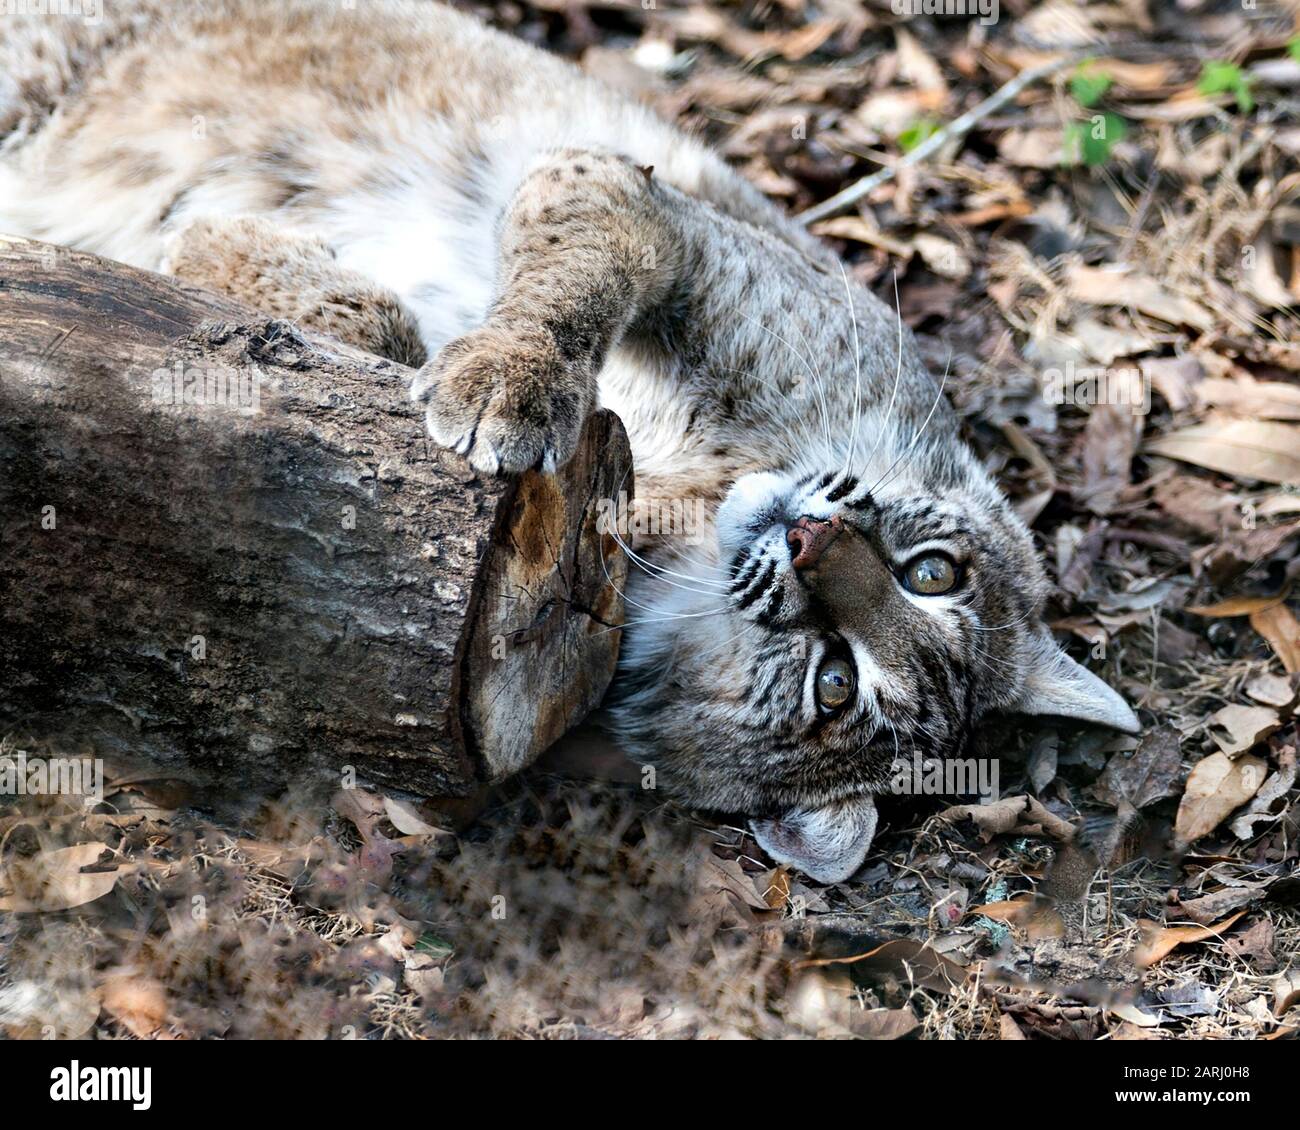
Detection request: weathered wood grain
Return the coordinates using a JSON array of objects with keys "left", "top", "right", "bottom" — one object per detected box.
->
[{"left": 0, "top": 237, "right": 631, "bottom": 797}]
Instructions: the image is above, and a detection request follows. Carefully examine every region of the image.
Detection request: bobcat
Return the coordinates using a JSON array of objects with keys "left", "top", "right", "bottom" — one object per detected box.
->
[{"left": 0, "top": 0, "right": 1139, "bottom": 881}]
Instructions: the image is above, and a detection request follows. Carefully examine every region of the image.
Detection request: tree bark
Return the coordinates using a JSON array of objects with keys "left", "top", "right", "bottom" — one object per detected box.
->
[{"left": 0, "top": 237, "right": 631, "bottom": 798}]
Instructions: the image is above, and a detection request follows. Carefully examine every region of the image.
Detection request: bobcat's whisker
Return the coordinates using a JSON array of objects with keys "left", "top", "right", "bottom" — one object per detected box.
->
[
  {"left": 837, "top": 259, "right": 864, "bottom": 485},
  {"left": 599, "top": 543, "right": 729, "bottom": 620},
  {"left": 784, "top": 315, "right": 836, "bottom": 452},
  {"left": 692, "top": 616, "right": 761, "bottom": 665},
  {"left": 593, "top": 610, "right": 730, "bottom": 637},
  {"left": 885, "top": 718, "right": 902, "bottom": 765},
  {"left": 735, "top": 311, "right": 832, "bottom": 445},
  {"left": 969, "top": 609, "right": 1037, "bottom": 632},
  {"left": 868, "top": 348, "right": 952, "bottom": 496},
  {"left": 602, "top": 465, "right": 729, "bottom": 591},
  {"left": 717, "top": 362, "right": 830, "bottom": 453},
  {"left": 615, "top": 548, "right": 729, "bottom": 598},
  {"left": 660, "top": 546, "right": 731, "bottom": 581},
  {"left": 857, "top": 270, "right": 904, "bottom": 484},
  {"left": 967, "top": 639, "right": 1022, "bottom": 677},
  {"left": 612, "top": 542, "right": 729, "bottom": 596}
]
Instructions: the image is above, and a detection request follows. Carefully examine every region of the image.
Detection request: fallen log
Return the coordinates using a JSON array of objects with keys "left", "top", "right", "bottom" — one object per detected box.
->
[{"left": 0, "top": 237, "right": 631, "bottom": 798}]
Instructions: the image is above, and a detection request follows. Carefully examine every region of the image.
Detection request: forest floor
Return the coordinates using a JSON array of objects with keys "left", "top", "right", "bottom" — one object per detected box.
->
[{"left": 2, "top": 0, "right": 1299, "bottom": 1039}]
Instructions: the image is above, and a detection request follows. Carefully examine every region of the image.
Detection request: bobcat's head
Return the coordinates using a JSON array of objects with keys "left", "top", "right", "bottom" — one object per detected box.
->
[{"left": 606, "top": 420, "right": 1138, "bottom": 883}]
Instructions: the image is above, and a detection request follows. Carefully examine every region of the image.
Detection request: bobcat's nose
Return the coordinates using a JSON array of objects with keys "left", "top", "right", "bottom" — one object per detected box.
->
[{"left": 787, "top": 515, "right": 842, "bottom": 569}]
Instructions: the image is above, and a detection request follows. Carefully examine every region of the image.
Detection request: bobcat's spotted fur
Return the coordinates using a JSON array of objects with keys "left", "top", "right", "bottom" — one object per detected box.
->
[{"left": 0, "top": 0, "right": 1139, "bottom": 881}]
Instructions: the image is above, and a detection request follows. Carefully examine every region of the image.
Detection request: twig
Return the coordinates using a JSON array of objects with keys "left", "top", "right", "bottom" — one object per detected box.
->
[{"left": 796, "top": 55, "right": 1077, "bottom": 226}]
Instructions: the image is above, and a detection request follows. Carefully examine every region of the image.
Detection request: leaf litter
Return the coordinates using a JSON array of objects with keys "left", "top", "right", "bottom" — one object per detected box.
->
[{"left": 2, "top": 0, "right": 1299, "bottom": 1040}]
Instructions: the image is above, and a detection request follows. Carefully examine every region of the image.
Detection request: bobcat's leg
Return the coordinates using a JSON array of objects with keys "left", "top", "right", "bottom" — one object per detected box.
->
[
  {"left": 413, "top": 150, "right": 681, "bottom": 474},
  {"left": 161, "top": 216, "right": 427, "bottom": 366}
]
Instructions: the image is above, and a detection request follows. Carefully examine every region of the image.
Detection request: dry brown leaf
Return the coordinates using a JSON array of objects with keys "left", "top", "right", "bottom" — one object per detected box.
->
[
  {"left": 854, "top": 87, "right": 945, "bottom": 136},
  {"left": 851, "top": 1007, "right": 921, "bottom": 1040},
  {"left": 1092, "top": 724, "right": 1183, "bottom": 809},
  {"left": 999, "top": 1013, "right": 1028, "bottom": 1040},
  {"left": 0, "top": 843, "right": 120, "bottom": 912},
  {"left": 1110, "top": 1002, "right": 1164, "bottom": 1029},
  {"left": 1119, "top": 92, "right": 1227, "bottom": 122},
  {"left": 952, "top": 199, "right": 1032, "bottom": 226},
  {"left": 234, "top": 837, "right": 322, "bottom": 878},
  {"left": 1242, "top": 238, "right": 1296, "bottom": 310},
  {"left": 1091, "top": 58, "right": 1175, "bottom": 91},
  {"left": 970, "top": 895, "right": 1064, "bottom": 940},
  {"left": 998, "top": 994, "right": 1103, "bottom": 1040},
  {"left": 1187, "top": 592, "right": 1287, "bottom": 616},
  {"left": 1142, "top": 356, "right": 1203, "bottom": 412},
  {"left": 798, "top": 938, "right": 965, "bottom": 994},
  {"left": 1079, "top": 397, "right": 1143, "bottom": 514},
  {"left": 997, "top": 127, "right": 1064, "bottom": 168},
  {"left": 1198, "top": 375, "right": 1300, "bottom": 420},
  {"left": 774, "top": 19, "right": 839, "bottom": 63},
  {"left": 1174, "top": 752, "right": 1268, "bottom": 844},
  {"left": 1132, "top": 910, "right": 1247, "bottom": 968},
  {"left": 1230, "top": 745, "right": 1298, "bottom": 840},
  {"left": 810, "top": 215, "right": 911, "bottom": 256},
  {"left": 1206, "top": 703, "right": 1283, "bottom": 757},
  {"left": 1157, "top": 126, "right": 1229, "bottom": 180},
  {"left": 938, "top": 795, "right": 1075, "bottom": 841},
  {"left": 1176, "top": 884, "right": 1267, "bottom": 925},
  {"left": 1013, "top": 2, "right": 1097, "bottom": 48},
  {"left": 100, "top": 971, "right": 176, "bottom": 1039},
  {"left": 1244, "top": 672, "right": 1298, "bottom": 709},
  {"left": 1073, "top": 318, "right": 1155, "bottom": 366},
  {"left": 1258, "top": 493, "right": 1300, "bottom": 518},
  {"left": 1152, "top": 475, "right": 1237, "bottom": 536},
  {"left": 700, "top": 854, "right": 770, "bottom": 911},
  {"left": 1146, "top": 420, "right": 1300, "bottom": 485},
  {"left": 403, "top": 953, "right": 447, "bottom": 1003},
  {"left": 383, "top": 796, "right": 449, "bottom": 838},
  {"left": 1249, "top": 603, "right": 1300, "bottom": 673},
  {"left": 1223, "top": 918, "right": 1277, "bottom": 971},
  {"left": 1192, "top": 524, "right": 1300, "bottom": 587},
  {"left": 893, "top": 26, "right": 947, "bottom": 93},
  {"left": 1274, "top": 971, "right": 1300, "bottom": 1017},
  {"left": 761, "top": 865, "right": 792, "bottom": 910},
  {"left": 912, "top": 232, "right": 971, "bottom": 280},
  {"left": 1066, "top": 264, "right": 1215, "bottom": 331}
]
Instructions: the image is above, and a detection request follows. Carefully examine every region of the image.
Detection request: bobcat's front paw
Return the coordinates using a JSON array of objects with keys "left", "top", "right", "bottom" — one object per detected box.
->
[{"left": 412, "top": 324, "right": 592, "bottom": 475}]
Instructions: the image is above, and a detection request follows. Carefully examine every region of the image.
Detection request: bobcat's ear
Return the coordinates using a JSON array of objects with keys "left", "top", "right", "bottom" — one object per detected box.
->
[
  {"left": 750, "top": 794, "right": 878, "bottom": 884},
  {"left": 1013, "top": 625, "right": 1140, "bottom": 733}
]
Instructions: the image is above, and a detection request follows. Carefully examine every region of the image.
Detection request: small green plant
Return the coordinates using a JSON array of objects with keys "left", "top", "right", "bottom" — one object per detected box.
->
[
  {"left": 1070, "top": 62, "right": 1113, "bottom": 108},
  {"left": 1197, "top": 60, "right": 1255, "bottom": 113},
  {"left": 415, "top": 932, "right": 454, "bottom": 958},
  {"left": 1064, "top": 112, "right": 1127, "bottom": 167},
  {"left": 1288, "top": 36, "right": 1300, "bottom": 62},
  {"left": 898, "top": 117, "right": 940, "bottom": 153},
  {"left": 1064, "top": 62, "right": 1124, "bottom": 167}
]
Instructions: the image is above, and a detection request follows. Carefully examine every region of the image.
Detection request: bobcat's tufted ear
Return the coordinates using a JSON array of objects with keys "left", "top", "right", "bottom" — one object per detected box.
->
[
  {"left": 750, "top": 794, "right": 878, "bottom": 884},
  {"left": 1013, "top": 625, "right": 1140, "bottom": 733}
]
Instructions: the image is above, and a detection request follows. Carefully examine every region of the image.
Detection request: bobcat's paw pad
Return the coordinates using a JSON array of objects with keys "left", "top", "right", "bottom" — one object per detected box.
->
[{"left": 412, "top": 327, "right": 589, "bottom": 476}]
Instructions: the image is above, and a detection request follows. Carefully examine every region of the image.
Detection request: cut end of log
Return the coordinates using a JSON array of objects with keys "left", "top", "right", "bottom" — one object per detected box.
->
[{"left": 463, "top": 410, "right": 631, "bottom": 781}]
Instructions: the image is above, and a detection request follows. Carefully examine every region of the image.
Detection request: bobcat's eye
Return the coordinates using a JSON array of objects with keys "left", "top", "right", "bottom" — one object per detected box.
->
[
  {"left": 903, "top": 553, "right": 958, "bottom": 595},
  {"left": 816, "top": 657, "right": 854, "bottom": 711}
]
